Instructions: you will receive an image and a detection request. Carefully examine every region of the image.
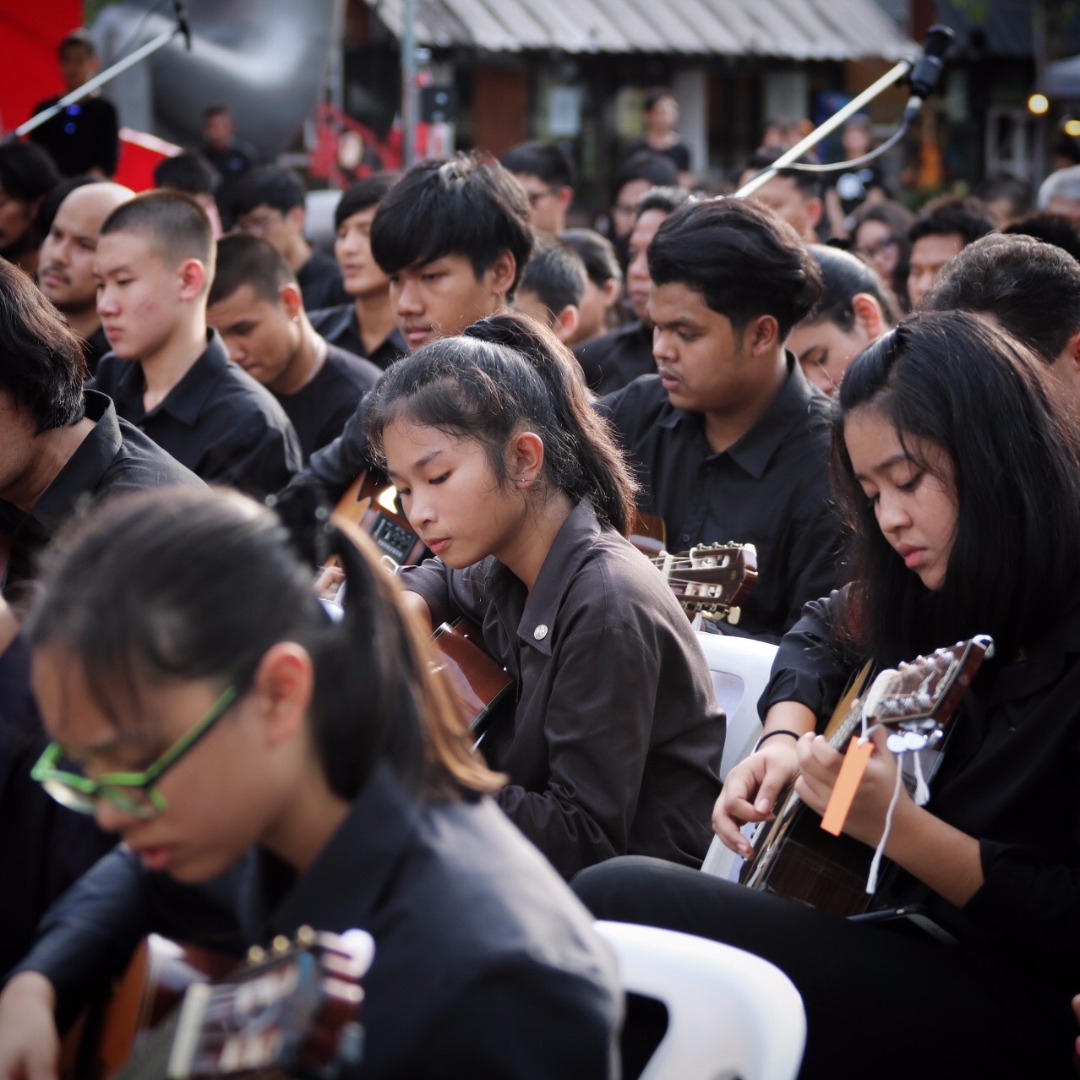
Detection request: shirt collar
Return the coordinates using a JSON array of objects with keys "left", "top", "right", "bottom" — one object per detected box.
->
[
  {"left": 17, "top": 390, "right": 123, "bottom": 536},
  {"left": 485, "top": 501, "right": 603, "bottom": 658},
  {"left": 112, "top": 331, "right": 232, "bottom": 426},
  {"left": 656, "top": 352, "right": 827, "bottom": 479},
  {"left": 244, "top": 763, "right": 423, "bottom": 940}
]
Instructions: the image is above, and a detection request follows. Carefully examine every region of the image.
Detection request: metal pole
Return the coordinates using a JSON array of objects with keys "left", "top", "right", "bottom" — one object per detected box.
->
[
  {"left": 402, "top": 0, "right": 418, "bottom": 166},
  {"left": 736, "top": 58, "right": 914, "bottom": 199},
  {"left": 15, "top": 28, "right": 180, "bottom": 138}
]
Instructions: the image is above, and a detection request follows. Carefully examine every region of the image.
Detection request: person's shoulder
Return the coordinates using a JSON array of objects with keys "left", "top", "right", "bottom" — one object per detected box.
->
[
  {"left": 110, "top": 417, "right": 207, "bottom": 490},
  {"left": 322, "top": 343, "right": 381, "bottom": 390},
  {"left": 603, "top": 373, "right": 673, "bottom": 429},
  {"left": 206, "top": 351, "right": 296, "bottom": 434}
]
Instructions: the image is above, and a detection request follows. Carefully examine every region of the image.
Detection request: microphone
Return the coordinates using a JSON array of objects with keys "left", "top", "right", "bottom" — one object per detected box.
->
[
  {"left": 173, "top": 0, "right": 192, "bottom": 50},
  {"left": 904, "top": 25, "right": 955, "bottom": 121}
]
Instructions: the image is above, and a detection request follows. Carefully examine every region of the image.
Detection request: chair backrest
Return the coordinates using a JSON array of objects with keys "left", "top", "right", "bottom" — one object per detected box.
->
[
  {"left": 695, "top": 632, "right": 777, "bottom": 779},
  {"left": 595, "top": 920, "right": 805, "bottom": 1080},
  {"left": 695, "top": 632, "right": 777, "bottom": 880}
]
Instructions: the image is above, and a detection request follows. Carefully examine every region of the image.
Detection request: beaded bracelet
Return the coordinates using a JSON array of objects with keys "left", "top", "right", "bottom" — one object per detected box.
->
[{"left": 753, "top": 729, "right": 802, "bottom": 753}]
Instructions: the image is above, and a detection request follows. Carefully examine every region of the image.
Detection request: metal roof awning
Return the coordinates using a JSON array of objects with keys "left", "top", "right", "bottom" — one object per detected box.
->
[{"left": 366, "top": 0, "right": 915, "bottom": 60}]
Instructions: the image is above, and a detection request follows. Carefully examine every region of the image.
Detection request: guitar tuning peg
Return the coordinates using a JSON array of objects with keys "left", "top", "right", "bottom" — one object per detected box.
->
[
  {"left": 727, "top": 606, "right": 741, "bottom": 626},
  {"left": 248, "top": 944, "right": 267, "bottom": 964},
  {"left": 297, "top": 925, "right": 317, "bottom": 945},
  {"left": 272, "top": 934, "right": 292, "bottom": 954}
]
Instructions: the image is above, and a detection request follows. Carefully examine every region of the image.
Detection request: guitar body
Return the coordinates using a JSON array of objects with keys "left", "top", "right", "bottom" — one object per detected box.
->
[
  {"left": 431, "top": 617, "right": 513, "bottom": 739},
  {"left": 739, "top": 637, "right": 994, "bottom": 917}
]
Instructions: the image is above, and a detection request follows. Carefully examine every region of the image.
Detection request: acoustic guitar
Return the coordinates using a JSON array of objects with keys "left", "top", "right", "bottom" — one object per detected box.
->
[
  {"left": 431, "top": 616, "right": 513, "bottom": 744},
  {"left": 651, "top": 542, "right": 758, "bottom": 625},
  {"left": 738, "top": 635, "right": 994, "bottom": 917},
  {"left": 63, "top": 928, "right": 372, "bottom": 1080}
]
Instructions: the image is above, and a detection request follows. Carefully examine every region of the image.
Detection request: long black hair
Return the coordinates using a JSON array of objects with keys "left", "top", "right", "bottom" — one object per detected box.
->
[
  {"left": 366, "top": 314, "right": 638, "bottom": 535},
  {"left": 25, "top": 487, "right": 500, "bottom": 802},
  {"left": 833, "top": 310, "right": 1080, "bottom": 665}
]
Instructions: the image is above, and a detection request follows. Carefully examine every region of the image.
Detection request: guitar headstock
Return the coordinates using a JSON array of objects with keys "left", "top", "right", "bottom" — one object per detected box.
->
[
  {"left": 165, "top": 927, "right": 373, "bottom": 1079},
  {"left": 861, "top": 635, "right": 994, "bottom": 752},
  {"left": 655, "top": 543, "right": 758, "bottom": 624}
]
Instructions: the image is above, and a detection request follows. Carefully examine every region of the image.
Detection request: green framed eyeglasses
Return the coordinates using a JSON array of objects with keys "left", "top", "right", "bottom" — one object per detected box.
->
[{"left": 31, "top": 684, "right": 241, "bottom": 819}]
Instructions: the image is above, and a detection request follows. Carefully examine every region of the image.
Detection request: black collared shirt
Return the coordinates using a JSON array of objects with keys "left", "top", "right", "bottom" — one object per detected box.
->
[
  {"left": 92, "top": 332, "right": 303, "bottom": 499},
  {"left": 308, "top": 303, "right": 408, "bottom": 371},
  {"left": 0, "top": 390, "right": 203, "bottom": 598},
  {"left": 401, "top": 501, "right": 724, "bottom": 879},
  {"left": 82, "top": 325, "right": 110, "bottom": 379},
  {"left": 13, "top": 766, "right": 622, "bottom": 1076},
  {"left": 574, "top": 320, "right": 656, "bottom": 396},
  {"left": 603, "top": 357, "right": 841, "bottom": 642},
  {"left": 277, "top": 344, "right": 381, "bottom": 461},
  {"left": 296, "top": 249, "right": 350, "bottom": 312}
]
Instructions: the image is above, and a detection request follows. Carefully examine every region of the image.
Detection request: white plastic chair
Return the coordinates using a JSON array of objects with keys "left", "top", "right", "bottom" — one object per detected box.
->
[
  {"left": 694, "top": 632, "right": 777, "bottom": 879},
  {"left": 595, "top": 920, "right": 806, "bottom": 1080}
]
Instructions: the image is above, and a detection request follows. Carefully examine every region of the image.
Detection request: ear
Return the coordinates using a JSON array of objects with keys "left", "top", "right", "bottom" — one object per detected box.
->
[
  {"left": 556, "top": 186, "right": 574, "bottom": 212},
  {"left": 851, "top": 292, "right": 886, "bottom": 341},
  {"left": 178, "top": 258, "right": 207, "bottom": 301},
  {"left": 552, "top": 303, "right": 580, "bottom": 344},
  {"left": 745, "top": 313, "right": 781, "bottom": 356},
  {"left": 249, "top": 641, "right": 313, "bottom": 747},
  {"left": 279, "top": 282, "right": 304, "bottom": 320},
  {"left": 484, "top": 250, "right": 517, "bottom": 302},
  {"left": 600, "top": 277, "right": 621, "bottom": 309},
  {"left": 806, "top": 197, "right": 824, "bottom": 230},
  {"left": 506, "top": 430, "right": 546, "bottom": 485}
]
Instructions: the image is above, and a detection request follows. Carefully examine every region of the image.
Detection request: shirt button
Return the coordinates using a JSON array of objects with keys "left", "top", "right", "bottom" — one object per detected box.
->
[{"left": 533, "top": 624, "right": 549, "bottom": 640}]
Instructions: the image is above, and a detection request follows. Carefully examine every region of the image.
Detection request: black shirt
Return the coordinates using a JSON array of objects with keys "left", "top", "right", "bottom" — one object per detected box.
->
[
  {"left": 401, "top": 501, "right": 724, "bottom": 879},
  {"left": 602, "top": 356, "right": 841, "bottom": 642},
  {"left": 92, "top": 332, "right": 303, "bottom": 499},
  {"left": 277, "top": 344, "right": 381, "bottom": 461},
  {"left": 574, "top": 320, "right": 655, "bottom": 396},
  {"left": 12, "top": 766, "right": 623, "bottom": 1076},
  {"left": 308, "top": 303, "right": 408, "bottom": 371},
  {"left": 296, "top": 249, "right": 350, "bottom": 312},
  {"left": 0, "top": 390, "right": 204, "bottom": 599},
  {"left": 29, "top": 95, "right": 119, "bottom": 177},
  {"left": 622, "top": 137, "right": 691, "bottom": 175},
  {"left": 762, "top": 587, "right": 1080, "bottom": 1013}
]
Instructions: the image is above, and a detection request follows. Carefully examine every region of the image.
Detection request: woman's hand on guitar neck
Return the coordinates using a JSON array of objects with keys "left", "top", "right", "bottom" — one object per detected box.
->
[
  {"left": 0, "top": 972, "right": 60, "bottom": 1080},
  {"left": 713, "top": 702, "right": 816, "bottom": 857}
]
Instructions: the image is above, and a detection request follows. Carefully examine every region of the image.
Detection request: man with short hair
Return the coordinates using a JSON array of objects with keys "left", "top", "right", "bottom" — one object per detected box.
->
[
  {"left": 921, "top": 232, "right": 1080, "bottom": 403},
  {"left": 232, "top": 167, "right": 349, "bottom": 311},
  {"left": 284, "top": 153, "right": 534, "bottom": 504},
  {"left": 603, "top": 199, "right": 840, "bottom": 640},
  {"left": 308, "top": 173, "right": 406, "bottom": 370},
  {"left": 514, "top": 236, "right": 588, "bottom": 344},
  {"left": 28, "top": 29, "right": 119, "bottom": 178},
  {"left": 37, "top": 181, "right": 134, "bottom": 375},
  {"left": 575, "top": 187, "right": 694, "bottom": 396},
  {"left": 91, "top": 192, "right": 303, "bottom": 497},
  {"left": 500, "top": 141, "right": 575, "bottom": 235},
  {"left": 208, "top": 234, "right": 380, "bottom": 460},
  {"left": 737, "top": 153, "right": 824, "bottom": 244},
  {"left": 907, "top": 195, "right": 996, "bottom": 309}
]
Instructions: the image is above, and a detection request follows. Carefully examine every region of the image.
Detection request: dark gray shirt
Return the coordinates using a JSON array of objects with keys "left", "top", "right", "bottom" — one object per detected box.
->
[{"left": 401, "top": 501, "right": 724, "bottom": 879}]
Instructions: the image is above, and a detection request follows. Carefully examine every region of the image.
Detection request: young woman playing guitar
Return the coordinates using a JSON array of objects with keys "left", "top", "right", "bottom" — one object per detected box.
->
[
  {"left": 367, "top": 314, "right": 725, "bottom": 880},
  {"left": 0, "top": 487, "right": 620, "bottom": 1078},
  {"left": 576, "top": 310, "right": 1080, "bottom": 1078}
]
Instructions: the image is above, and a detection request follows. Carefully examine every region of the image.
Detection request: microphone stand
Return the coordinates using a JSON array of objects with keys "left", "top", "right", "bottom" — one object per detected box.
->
[
  {"left": 13, "top": 6, "right": 191, "bottom": 139},
  {"left": 736, "top": 25, "right": 954, "bottom": 196}
]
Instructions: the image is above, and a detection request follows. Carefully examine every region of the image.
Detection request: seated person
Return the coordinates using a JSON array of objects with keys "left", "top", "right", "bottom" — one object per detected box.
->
[
  {"left": 514, "top": 235, "right": 588, "bottom": 345},
  {"left": 91, "top": 192, "right": 303, "bottom": 498},
  {"left": 559, "top": 228, "right": 624, "bottom": 346},
  {"left": 207, "top": 234, "right": 381, "bottom": 460},
  {"left": 576, "top": 311, "right": 1080, "bottom": 1078},
  {"left": 0, "top": 486, "right": 622, "bottom": 1076},
  {"left": 377, "top": 315, "right": 724, "bottom": 879},
  {"left": 786, "top": 244, "right": 898, "bottom": 397},
  {"left": 603, "top": 198, "right": 841, "bottom": 641}
]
